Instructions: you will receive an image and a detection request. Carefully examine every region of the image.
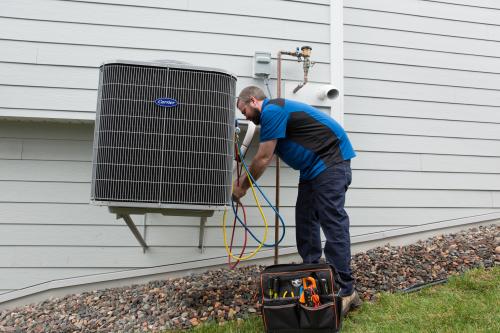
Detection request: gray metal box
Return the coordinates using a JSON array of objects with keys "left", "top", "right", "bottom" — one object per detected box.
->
[{"left": 253, "top": 51, "right": 272, "bottom": 78}]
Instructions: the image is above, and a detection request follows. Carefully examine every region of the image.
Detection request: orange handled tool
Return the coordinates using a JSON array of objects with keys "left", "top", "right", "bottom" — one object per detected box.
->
[{"left": 299, "top": 277, "right": 321, "bottom": 307}]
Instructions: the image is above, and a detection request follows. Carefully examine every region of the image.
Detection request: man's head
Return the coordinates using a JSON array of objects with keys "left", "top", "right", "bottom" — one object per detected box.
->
[{"left": 237, "top": 86, "right": 267, "bottom": 125}]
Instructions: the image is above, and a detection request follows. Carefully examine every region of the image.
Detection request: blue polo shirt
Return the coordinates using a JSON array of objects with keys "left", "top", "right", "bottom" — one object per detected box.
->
[{"left": 260, "top": 98, "right": 356, "bottom": 180}]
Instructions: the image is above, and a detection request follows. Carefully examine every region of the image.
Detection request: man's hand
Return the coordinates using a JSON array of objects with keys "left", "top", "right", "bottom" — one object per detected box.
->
[
  {"left": 231, "top": 139, "right": 276, "bottom": 202},
  {"left": 232, "top": 179, "right": 247, "bottom": 202}
]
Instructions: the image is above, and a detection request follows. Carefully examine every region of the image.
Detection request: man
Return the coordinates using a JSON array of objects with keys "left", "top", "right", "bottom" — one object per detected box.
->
[{"left": 232, "top": 86, "right": 361, "bottom": 316}]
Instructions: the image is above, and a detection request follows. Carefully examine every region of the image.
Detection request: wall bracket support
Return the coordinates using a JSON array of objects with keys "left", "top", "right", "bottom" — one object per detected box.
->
[{"left": 109, "top": 207, "right": 214, "bottom": 254}]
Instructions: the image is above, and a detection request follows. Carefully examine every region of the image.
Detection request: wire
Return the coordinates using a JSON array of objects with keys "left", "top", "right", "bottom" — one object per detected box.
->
[
  {"left": 222, "top": 162, "right": 269, "bottom": 261},
  {"left": 227, "top": 142, "right": 286, "bottom": 247},
  {"left": 230, "top": 196, "right": 284, "bottom": 247},
  {"left": 222, "top": 136, "right": 287, "bottom": 261},
  {"left": 236, "top": 143, "right": 286, "bottom": 246},
  {"left": 228, "top": 158, "right": 248, "bottom": 269},
  {"left": 228, "top": 200, "right": 248, "bottom": 269},
  {"left": 222, "top": 137, "right": 269, "bottom": 261},
  {"left": 264, "top": 77, "right": 273, "bottom": 99},
  {"left": 402, "top": 278, "right": 448, "bottom": 293}
]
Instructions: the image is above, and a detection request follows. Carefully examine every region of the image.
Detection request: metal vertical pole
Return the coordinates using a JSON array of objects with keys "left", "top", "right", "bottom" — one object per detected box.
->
[{"left": 274, "top": 52, "right": 283, "bottom": 265}]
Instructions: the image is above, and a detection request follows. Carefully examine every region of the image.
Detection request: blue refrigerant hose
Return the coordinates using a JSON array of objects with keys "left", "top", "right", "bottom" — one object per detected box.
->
[{"left": 232, "top": 142, "right": 287, "bottom": 247}]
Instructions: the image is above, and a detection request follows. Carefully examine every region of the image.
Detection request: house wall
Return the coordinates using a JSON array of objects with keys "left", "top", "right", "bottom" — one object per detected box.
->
[
  {"left": 343, "top": 0, "right": 500, "bottom": 228},
  {"left": 1, "top": 0, "right": 499, "bottom": 304},
  {"left": 0, "top": 0, "right": 332, "bottom": 297}
]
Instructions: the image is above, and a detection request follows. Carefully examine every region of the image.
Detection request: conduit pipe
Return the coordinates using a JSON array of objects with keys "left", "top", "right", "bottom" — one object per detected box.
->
[
  {"left": 274, "top": 46, "right": 315, "bottom": 264},
  {"left": 275, "top": 51, "right": 283, "bottom": 265}
]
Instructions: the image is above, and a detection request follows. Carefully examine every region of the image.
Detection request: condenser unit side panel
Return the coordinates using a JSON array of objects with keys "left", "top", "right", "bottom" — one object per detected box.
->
[{"left": 90, "top": 66, "right": 105, "bottom": 201}]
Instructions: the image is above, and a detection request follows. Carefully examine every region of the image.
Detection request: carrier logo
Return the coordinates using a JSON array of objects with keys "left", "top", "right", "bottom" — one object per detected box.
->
[{"left": 154, "top": 98, "right": 178, "bottom": 108}]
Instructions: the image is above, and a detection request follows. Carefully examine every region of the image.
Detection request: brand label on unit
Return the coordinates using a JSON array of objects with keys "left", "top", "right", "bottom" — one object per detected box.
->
[{"left": 154, "top": 98, "right": 178, "bottom": 108}]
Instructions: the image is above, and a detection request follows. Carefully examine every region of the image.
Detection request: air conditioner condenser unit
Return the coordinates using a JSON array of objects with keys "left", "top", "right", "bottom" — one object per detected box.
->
[{"left": 90, "top": 60, "right": 237, "bottom": 212}]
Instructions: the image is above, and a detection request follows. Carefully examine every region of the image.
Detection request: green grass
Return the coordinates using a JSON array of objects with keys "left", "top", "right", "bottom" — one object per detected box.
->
[
  {"left": 343, "top": 267, "right": 500, "bottom": 333},
  {"left": 169, "top": 267, "right": 500, "bottom": 333}
]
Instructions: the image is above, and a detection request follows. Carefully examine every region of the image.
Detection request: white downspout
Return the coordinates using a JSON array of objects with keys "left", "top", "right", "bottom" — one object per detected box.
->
[{"left": 331, "top": 0, "right": 344, "bottom": 125}]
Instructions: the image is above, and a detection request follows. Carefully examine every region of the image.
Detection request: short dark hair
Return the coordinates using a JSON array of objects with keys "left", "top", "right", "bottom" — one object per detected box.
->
[{"left": 238, "top": 86, "right": 267, "bottom": 104}]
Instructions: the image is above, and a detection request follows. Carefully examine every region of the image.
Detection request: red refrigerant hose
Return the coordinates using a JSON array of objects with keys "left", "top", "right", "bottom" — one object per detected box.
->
[{"left": 228, "top": 143, "right": 249, "bottom": 269}]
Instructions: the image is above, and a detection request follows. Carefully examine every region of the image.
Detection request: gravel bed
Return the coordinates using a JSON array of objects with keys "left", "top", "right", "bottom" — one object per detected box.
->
[{"left": 1, "top": 225, "right": 498, "bottom": 332}]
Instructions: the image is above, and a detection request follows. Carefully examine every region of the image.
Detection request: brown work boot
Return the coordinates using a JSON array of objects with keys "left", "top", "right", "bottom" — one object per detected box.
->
[{"left": 341, "top": 290, "right": 362, "bottom": 318}]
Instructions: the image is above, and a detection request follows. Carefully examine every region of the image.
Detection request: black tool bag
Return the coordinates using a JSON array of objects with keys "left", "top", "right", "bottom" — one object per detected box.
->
[{"left": 259, "top": 263, "right": 342, "bottom": 333}]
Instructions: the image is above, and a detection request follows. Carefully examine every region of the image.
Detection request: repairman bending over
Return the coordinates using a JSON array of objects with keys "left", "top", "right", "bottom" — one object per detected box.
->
[{"left": 232, "top": 86, "right": 361, "bottom": 316}]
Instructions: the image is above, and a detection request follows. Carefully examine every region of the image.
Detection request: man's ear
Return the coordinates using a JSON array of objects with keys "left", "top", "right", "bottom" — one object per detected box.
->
[{"left": 249, "top": 96, "right": 258, "bottom": 107}]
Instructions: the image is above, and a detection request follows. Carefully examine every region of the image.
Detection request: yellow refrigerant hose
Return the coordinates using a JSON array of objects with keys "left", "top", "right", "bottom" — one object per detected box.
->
[{"left": 222, "top": 161, "right": 269, "bottom": 261}]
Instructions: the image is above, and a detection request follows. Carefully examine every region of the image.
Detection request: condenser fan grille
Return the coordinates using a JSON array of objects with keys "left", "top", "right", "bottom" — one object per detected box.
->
[{"left": 91, "top": 62, "right": 236, "bottom": 208}]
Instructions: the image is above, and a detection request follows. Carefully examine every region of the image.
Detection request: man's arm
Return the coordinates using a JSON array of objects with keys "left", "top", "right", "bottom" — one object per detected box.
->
[{"left": 232, "top": 139, "right": 277, "bottom": 200}]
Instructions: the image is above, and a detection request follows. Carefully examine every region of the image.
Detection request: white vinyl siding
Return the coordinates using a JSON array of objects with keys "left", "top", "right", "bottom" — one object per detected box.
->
[
  {"left": 344, "top": 0, "right": 500, "bottom": 237},
  {"left": 1, "top": 0, "right": 499, "bottom": 301},
  {"left": 0, "top": 0, "right": 331, "bottom": 295}
]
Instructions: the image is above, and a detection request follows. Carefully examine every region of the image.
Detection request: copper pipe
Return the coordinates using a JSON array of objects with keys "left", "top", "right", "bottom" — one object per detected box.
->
[
  {"left": 274, "top": 51, "right": 283, "bottom": 265},
  {"left": 273, "top": 47, "right": 313, "bottom": 264}
]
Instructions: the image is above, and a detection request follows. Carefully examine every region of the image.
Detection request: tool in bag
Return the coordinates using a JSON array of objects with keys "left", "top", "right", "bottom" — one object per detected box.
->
[
  {"left": 259, "top": 263, "right": 343, "bottom": 333},
  {"left": 299, "top": 277, "right": 321, "bottom": 308}
]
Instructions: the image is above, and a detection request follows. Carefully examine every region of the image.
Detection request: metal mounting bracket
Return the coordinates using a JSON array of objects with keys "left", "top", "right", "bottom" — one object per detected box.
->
[
  {"left": 109, "top": 207, "right": 214, "bottom": 253},
  {"left": 116, "top": 213, "right": 149, "bottom": 253}
]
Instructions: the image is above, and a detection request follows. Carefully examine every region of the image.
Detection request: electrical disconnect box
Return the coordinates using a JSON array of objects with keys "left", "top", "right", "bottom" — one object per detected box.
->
[{"left": 253, "top": 51, "right": 272, "bottom": 78}]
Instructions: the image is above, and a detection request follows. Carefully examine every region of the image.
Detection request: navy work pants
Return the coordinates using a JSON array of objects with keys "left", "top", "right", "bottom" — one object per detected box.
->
[{"left": 295, "top": 160, "right": 354, "bottom": 296}]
